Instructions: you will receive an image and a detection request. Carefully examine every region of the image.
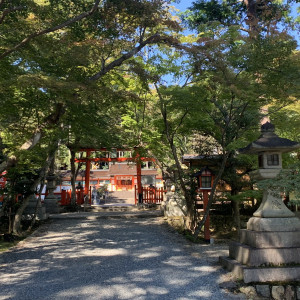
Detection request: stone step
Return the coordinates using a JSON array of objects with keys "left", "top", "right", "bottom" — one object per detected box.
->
[
  {"left": 219, "top": 256, "right": 244, "bottom": 279},
  {"left": 90, "top": 205, "right": 137, "bottom": 212},
  {"left": 86, "top": 204, "right": 160, "bottom": 213},
  {"left": 229, "top": 242, "right": 300, "bottom": 267},
  {"left": 240, "top": 229, "right": 300, "bottom": 248},
  {"left": 219, "top": 256, "right": 300, "bottom": 284}
]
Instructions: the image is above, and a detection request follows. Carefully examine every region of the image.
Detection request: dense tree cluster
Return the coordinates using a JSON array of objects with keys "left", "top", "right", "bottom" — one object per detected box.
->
[{"left": 0, "top": 0, "right": 299, "bottom": 235}]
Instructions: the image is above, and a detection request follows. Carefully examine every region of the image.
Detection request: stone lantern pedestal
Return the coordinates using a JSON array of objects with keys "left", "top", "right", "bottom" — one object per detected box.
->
[
  {"left": 23, "top": 194, "right": 48, "bottom": 220},
  {"left": 220, "top": 122, "right": 300, "bottom": 283},
  {"left": 44, "top": 174, "right": 60, "bottom": 214}
]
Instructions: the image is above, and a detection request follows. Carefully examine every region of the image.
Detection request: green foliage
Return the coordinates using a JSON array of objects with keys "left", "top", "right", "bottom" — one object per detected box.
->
[
  {"left": 184, "top": 0, "right": 298, "bottom": 35},
  {"left": 228, "top": 189, "right": 262, "bottom": 203},
  {"left": 184, "top": 0, "right": 244, "bottom": 29},
  {"left": 181, "top": 1, "right": 299, "bottom": 155},
  {"left": 257, "top": 162, "right": 300, "bottom": 198},
  {"left": 56, "top": 145, "right": 70, "bottom": 168},
  {"left": 271, "top": 95, "right": 300, "bottom": 149},
  {"left": 0, "top": 0, "right": 299, "bottom": 236},
  {"left": 0, "top": 0, "right": 176, "bottom": 149},
  {"left": 97, "top": 185, "right": 108, "bottom": 196},
  {"left": 0, "top": 237, "right": 25, "bottom": 252},
  {"left": 0, "top": 0, "right": 181, "bottom": 228}
]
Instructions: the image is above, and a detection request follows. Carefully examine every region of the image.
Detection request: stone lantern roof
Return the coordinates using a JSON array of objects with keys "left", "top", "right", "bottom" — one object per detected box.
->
[{"left": 240, "top": 122, "right": 300, "bottom": 154}]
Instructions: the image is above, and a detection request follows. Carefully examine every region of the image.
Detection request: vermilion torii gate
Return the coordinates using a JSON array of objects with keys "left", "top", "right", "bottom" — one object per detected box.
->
[{"left": 74, "top": 148, "right": 154, "bottom": 202}]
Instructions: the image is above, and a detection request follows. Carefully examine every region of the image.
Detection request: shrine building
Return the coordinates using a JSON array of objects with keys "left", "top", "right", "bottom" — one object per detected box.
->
[{"left": 56, "top": 148, "right": 163, "bottom": 194}]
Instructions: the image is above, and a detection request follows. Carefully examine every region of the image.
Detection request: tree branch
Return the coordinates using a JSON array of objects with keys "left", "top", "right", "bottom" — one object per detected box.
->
[
  {"left": 0, "top": 102, "right": 65, "bottom": 173},
  {"left": 89, "top": 33, "right": 163, "bottom": 81},
  {"left": 172, "top": 108, "right": 188, "bottom": 139},
  {"left": 0, "top": 0, "right": 100, "bottom": 59},
  {"left": 0, "top": 5, "right": 24, "bottom": 25}
]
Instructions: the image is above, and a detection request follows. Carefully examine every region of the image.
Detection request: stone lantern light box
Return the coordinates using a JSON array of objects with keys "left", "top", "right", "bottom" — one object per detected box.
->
[{"left": 240, "top": 122, "right": 299, "bottom": 179}]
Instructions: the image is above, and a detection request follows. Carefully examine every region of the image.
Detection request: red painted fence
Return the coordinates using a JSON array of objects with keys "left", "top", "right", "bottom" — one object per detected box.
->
[
  {"left": 135, "top": 186, "right": 165, "bottom": 204},
  {"left": 58, "top": 187, "right": 91, "bottom": 206}
]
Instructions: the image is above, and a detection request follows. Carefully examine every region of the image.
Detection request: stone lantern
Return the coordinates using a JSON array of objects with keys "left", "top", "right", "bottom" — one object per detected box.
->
[
  {"left": 241, "top": 122, "right": 300, "bottom": 220},
  {"left": 44, "top": 160, "right": 60, "bottom": 214},
  {"left": 220, "top": 122, "right": 300, "bottom": 284}
]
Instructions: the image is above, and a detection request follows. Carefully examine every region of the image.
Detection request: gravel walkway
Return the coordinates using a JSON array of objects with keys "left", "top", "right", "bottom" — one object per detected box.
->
[{"left": 0, "top": 212, "right": 245, "bottom": 300}]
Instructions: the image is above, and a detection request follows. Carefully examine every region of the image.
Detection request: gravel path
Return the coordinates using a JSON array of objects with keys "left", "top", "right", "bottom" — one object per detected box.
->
[{"left": 0, "top": 212, "right": 245, "bottom": 300}]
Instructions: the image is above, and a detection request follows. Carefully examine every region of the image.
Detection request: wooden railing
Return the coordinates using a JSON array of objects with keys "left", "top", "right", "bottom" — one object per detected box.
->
[
  {"left": 0, "top": 187, "right": 92, "bottom": 207},
  {"left": 135, "top": 186, "right": 165, "bottom": 204},
  {"left": 59, "top": 187, "right": 91, "bottom": 206}
]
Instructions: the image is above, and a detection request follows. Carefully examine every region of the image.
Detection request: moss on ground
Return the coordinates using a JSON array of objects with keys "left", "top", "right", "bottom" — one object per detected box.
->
[{"left": 0, "top": 235, "right": 25, "bottom": 252}]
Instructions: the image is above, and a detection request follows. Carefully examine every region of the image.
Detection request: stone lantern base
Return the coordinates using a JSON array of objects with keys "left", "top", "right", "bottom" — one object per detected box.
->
[
  {"left": 44, "top": 194, "right": 60, "bottom": 214},
  {"left": 23, "top": 195, "right": 48, "bottom": 220},
  {"left": 220, "top": 191, "right": 300, "bottom": 283}
]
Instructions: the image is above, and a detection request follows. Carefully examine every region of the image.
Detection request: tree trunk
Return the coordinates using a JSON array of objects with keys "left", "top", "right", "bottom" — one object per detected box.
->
[
  {"left": 27, "top": 182, "right": 45, "bottom": 233},
  {"left": 231, "top": 189, "right": 241, "bottom": 234},
  {"left": 155, "top": 84, "right": 195, "bottom": 229},
  {"left": 13, "top": 147, "right": 57, "bottom": 235},
  {"left": 243, "top": 0, "right": 259, "bottom": 36}
]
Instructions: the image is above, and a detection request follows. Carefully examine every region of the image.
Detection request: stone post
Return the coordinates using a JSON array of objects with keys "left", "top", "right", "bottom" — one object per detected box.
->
[{"left": 44, "top": 161, "right": 59, "bottom": 214}]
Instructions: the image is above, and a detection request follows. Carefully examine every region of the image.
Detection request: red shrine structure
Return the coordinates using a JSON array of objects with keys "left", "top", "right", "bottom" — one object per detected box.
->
[{"left": 57, "top": 148, "right": 163, "bottom": 197}]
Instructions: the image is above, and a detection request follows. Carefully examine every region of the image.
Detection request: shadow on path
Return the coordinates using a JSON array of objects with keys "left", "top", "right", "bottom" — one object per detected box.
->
[{"left": 0, "top": 215, "right": 244, "bottom": 300}]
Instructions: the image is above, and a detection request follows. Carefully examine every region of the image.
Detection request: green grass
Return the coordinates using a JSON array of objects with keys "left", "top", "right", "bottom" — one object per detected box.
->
[
  {"left": 0, "top": 235, "right": 26, "bottom": 252},
  {"left": 0, "top": 239, "right": 19, "bottom": 252}
]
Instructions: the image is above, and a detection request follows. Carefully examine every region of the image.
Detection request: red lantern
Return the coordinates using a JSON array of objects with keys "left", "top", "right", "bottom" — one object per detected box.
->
[
  {"left": 195, "top": 167, "right": 214, "bottom": 242},
  {"left": 198, "top": 167, "right": 214, "bottom": 190}
]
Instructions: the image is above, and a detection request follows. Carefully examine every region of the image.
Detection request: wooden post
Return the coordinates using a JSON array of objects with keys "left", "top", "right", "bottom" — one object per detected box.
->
[
  {"left": 203, "top": 190, "right": 210, "bottom": 242},
  {"left": 84, "top": 150, "right": 91, "bottom": 195},
  {"left": 89, "top": 186, "right": 92, "bottom": 205},
  {"left": 136, "top": 153, "right": 142, "bottom": 204},
  {"left": 67, "top": 190, "right": 71, "bottom": 205},
  {"left": 61, "top": 189, "right": 67, "bottom": 205}
]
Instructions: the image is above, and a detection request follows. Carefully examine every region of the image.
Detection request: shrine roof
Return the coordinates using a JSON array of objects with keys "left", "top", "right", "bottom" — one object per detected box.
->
[
  {"left": 182, "top": 155, "right": 220, "bottom": 161},
  {"left": 181, "top": 155, "right": 221, "bottom": 168}
]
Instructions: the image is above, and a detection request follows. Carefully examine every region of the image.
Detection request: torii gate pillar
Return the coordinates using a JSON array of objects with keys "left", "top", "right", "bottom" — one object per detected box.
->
[
  {"left": 135, "top": 149, "right": 143, "bottom": 204},
  {"left": 84, "top": 150, "right": 91, "bottom": 195},
  {"left": 137, "top": 160, "right": 142, "bottom": 204}
]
